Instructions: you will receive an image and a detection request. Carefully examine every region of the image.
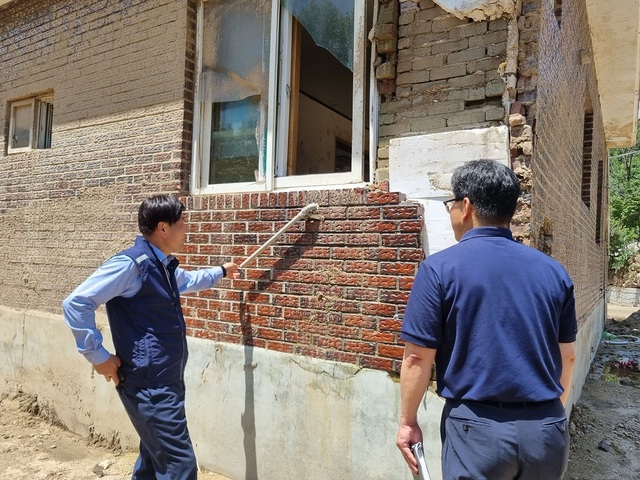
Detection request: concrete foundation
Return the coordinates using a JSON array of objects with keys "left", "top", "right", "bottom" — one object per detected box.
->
[
  {"left": 0, "top": 296, "right": 605, "bottom": 479},
  {"left": 0, "top": 306, "right": 444, "bottom": 480}
]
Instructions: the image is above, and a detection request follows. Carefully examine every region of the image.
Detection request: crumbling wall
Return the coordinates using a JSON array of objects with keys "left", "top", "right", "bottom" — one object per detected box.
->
[{"left": 377, "top": 0, "right": 510, "bottom": 180}]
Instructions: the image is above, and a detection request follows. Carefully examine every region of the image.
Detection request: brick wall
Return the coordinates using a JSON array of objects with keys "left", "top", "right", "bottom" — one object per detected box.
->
[
  {"left": 377, "top": 0, "right": 509, "bottom": 174},
  {"left": 0, "top": 0, "right": 192, "bottom": 311},
  {"left": 527, "top": 0, "right": 608, "bottom": 323},
  {"left": 180, "top": 189, "right": 423, "bottom": 373},
  {"left": 0, "top": 0, "right": 425, "bottom": 374}
]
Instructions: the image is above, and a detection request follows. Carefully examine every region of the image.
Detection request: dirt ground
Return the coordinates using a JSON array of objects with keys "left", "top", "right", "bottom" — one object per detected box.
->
[
  {"left": 0, "top": 392, "right": 230, "bottom": 480},
  {"left": 1, "top": 312, "right": 640, "bottom": 480},
  {"left": 564, "top": 309, "right": 640, "bottom": 480}
]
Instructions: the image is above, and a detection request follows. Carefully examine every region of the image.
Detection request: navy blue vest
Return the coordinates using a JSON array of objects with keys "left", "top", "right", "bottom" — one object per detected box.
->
[{"left": 106, "top": 236, "right": 187, "bottom": 388}]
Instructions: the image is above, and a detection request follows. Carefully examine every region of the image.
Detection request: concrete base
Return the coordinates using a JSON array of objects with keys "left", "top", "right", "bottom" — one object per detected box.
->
[
  {"left": 0, "top": 306, "right": 444, "bottom": 480},
  {"left": 566, "top": 299, "right": 606, "bottom": 414},
  {"left": 0, "top": 299, "right": 606, "bottom": 479}
]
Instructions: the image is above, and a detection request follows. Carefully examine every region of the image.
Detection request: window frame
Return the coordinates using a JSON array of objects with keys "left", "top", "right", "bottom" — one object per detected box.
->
[
  {"left": 7, "top": 97, "right": 53, "bottom": 154},
  {"left": 191, "top": 0, "right": 371, "bottom": 194}
]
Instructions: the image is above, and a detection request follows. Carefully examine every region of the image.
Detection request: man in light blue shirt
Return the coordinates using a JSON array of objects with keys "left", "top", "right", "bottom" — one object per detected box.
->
[{"left": 63, "top": 194, "right": 239, "bottom": 479}]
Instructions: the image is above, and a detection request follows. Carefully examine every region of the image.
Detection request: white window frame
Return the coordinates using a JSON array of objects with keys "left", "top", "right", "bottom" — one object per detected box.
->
[
  {"left": 191, "top": 0, "right": 371, "bottom": 195},
  {"left": 8, "top": 97, "right": 53, "bottom": 154}
]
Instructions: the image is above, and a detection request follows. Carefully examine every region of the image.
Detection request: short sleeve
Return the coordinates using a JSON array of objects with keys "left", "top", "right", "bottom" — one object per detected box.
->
[{"left": 400, "top": 261, "right": 443, "bottom": 349}]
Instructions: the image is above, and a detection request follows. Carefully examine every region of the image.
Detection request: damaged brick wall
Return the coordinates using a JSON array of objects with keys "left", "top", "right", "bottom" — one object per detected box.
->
[
  {"left": 181, "top": 188, "right": 424, "bottom": 373},
  {"left": 377, "top": 0, "right": 509, "bottom": 178}
]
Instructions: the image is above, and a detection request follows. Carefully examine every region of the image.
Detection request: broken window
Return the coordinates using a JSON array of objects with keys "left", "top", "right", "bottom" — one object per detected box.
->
[
  {"left": 8, "top": 95, "right": 53, "bottom": 154},
  {"left": 194, "top": 0, "right": 372, "bottom": 192}
]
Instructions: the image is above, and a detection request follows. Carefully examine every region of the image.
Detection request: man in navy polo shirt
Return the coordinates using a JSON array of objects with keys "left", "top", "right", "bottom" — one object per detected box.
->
[
  {"left": 63, "top": 194, "right": 240, "bottom": 479},
  {"left": 396, "top": 160, "right": 577, "bottom": 480}
]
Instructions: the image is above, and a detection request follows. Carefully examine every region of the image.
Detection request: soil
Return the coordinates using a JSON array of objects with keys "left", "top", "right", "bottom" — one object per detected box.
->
[
  {"left": 1, "top": 312, "right": 640, "bottom": 480},
  {"left": 0, "top": 392, "right": 229, "bottom": 480},
  {"left": 564, "top": 310, "right": 640, "bottom": 480}
]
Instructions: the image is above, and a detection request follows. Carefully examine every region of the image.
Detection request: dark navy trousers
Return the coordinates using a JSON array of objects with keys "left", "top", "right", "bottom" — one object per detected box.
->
[
  {"left": 116, "top": 381, "right": 197, "bottom": 480},
  {"left": 441, "top": 399, "right": 569, "bottom": 480}
]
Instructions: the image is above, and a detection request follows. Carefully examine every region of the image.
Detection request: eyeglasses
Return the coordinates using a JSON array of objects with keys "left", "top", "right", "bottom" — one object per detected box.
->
[{"left": 443, "top": 197, "right": 462, "bottom": 213}]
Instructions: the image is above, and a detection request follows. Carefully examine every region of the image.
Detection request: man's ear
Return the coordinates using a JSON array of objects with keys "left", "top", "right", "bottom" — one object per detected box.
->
[{"left": 461, "top": 197, "right": 474, "bottom": 220}]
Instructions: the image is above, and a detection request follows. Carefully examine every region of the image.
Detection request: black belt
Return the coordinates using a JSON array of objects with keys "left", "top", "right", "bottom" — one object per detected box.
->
[{"left": 455, "top": 399, "right": 557, "bottom": 409}]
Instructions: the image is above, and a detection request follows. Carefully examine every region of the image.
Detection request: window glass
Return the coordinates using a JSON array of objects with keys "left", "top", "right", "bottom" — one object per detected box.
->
[
  {"left": 283, "top": 0, "right": 354, "bottom": 70},
  {"left": 200, "top": 0, "right": 271, "bottom": 184},
  {"left": 12, "top": 102, "right": 32, "bottom": 149}
]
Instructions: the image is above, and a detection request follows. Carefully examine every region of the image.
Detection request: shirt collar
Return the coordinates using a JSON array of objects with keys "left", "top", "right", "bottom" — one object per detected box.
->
[
  {"left": 141, "top": 237, "right": 174, "bottom": 266},
  {"left": 460, "top": 226, "right": 514, "bottom": 242}
]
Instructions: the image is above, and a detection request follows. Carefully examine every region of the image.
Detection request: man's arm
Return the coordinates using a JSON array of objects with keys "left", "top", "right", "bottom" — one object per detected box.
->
[
  {"left": 175, "top": 262, "right": 239, "bottom": 293},
  {"left": 62, "top": 255, "right": 140, "bottom": 384},
  {"left": 397, "top": 341, "right": 437, "bottom": 475},
  {"left": 559, "top": 341, "right": 576, "bottom": 406}
]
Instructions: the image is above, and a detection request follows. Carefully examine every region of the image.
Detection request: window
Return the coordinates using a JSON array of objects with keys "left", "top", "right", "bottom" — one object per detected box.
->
[
  {"left": 581, "top": 111, "right": 594, "bottom": 208},
  {"left": 8, "top": 96, "right": 53, "bottom": 154},
  {"left": 193, "top": 0, "right": 372, "bottom": 193}
]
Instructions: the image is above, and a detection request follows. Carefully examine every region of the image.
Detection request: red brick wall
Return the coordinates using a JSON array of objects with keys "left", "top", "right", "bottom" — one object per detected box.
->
[{"left": 180, "top": 189, "right": 424, "bottom": 372}]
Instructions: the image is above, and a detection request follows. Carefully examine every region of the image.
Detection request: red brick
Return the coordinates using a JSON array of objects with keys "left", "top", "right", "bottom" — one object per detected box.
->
[
  {"left": 359, "top": 355, "right": 394, "bottom": 371},
  {"left": 344, "top": 341, "right": 376, "bottom": 354},
  {"left": 378, "top": 344, "right": 404, "bottom": 360},
  {"left": 380, "top": 262, "right": 417, "bottom": 275}
]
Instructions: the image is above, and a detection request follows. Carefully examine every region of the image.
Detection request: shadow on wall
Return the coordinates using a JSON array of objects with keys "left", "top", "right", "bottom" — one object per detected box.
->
[{"left": 238, "top": 220, "right": 321, "bottom": 479}]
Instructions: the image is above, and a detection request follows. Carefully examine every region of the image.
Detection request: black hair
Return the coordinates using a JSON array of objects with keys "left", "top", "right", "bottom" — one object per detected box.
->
[
  {"left": 138, "top": 194, "right": 186, "bottom": 235},
  {"left": 451, "top": 159, "right": 520, "bottom": 223}
]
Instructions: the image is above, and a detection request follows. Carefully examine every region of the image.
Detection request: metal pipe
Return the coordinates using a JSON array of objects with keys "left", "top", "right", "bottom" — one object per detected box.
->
[{"left": 239, "top": 203, "right": 319, "bottom": 269}]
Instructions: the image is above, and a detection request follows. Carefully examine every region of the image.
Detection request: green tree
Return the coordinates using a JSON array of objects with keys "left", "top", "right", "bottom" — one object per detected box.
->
[{"left": 609, "top": 126, "right": 640, "bottom": 273}]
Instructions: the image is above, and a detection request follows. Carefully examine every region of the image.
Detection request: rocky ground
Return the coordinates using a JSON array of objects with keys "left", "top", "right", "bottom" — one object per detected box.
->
[
  {"left": 564, "top": 309, "right": 640, "bottom": 480},
  {"left": 1, "top": 311, "right": 639, "bottom": 480}
]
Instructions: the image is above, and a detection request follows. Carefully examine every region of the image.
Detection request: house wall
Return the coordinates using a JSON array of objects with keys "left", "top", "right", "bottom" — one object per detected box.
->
[
  {"left": 0, "top": 0, "right": 611, "bottom": 478},
  {"left": 0, "top": 1, "right": 432, "bottom": 478},
  {"left": 384, "top": 0, "right": 607, "bottom": 410},
  {"left": 527, "top": 0, "right": 609, "bottom": 329},
  {"left": 0, "top": 0, "right": 194, "bottom": 313}
]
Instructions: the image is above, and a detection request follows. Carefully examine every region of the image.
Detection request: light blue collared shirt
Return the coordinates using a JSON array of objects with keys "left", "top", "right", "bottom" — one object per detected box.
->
[{"left": 62, "top": 242, "right": 225, "bottom": 365}]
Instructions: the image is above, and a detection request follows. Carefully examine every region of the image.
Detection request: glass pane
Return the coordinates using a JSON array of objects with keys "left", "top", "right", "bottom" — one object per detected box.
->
[
  {"left": 12, "top": 103, "right": 32, "bottom": 149},
  {"left": 284, "top": 0, "right": 354, "bottom": 70},
  {"left": 209, "top": 96, "right": 261, "bottom": 184},
  {"left": 202, "top": 0, "right": 271, "bottom": 184}
]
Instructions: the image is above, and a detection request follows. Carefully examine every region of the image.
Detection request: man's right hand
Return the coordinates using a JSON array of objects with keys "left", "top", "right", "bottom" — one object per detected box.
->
[
  {"left": 93, "top": 354, "right": 122, "bottom": 386},
  {"left": 397, "top": 422, "right": 423, "bottom": 475},
  {"left": 223, "top": 262, "right": 240, "bottom": 278}
]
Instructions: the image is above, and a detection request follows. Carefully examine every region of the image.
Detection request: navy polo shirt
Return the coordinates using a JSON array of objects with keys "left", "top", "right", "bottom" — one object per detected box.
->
[{"left": 401, "top": 227, "right": 577, "bottom": 402}]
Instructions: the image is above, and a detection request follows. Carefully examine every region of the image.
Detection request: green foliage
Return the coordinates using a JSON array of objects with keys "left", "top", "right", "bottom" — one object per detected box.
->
[{"left": 609, "top": 127, "right": 640, "bottom": 275}]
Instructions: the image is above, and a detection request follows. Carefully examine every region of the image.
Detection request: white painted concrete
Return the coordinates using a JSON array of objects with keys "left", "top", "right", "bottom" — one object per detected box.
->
[
  {"left": 388, "top": 127, "right": 509, "bottom": 255},
  {"left": 0, "top": 306, "right": 445, "bottom": 480},
  {"left": 566, "top": 299, "right": 606, "bottom": 415}
]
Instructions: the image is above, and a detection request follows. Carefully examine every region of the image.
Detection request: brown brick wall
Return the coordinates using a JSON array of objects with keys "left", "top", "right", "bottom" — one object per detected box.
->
[
  {"left": 0, "top": 0, "right": 192, "bottom": 311},
  {"left": 0, "top": 0, "right": 425, "bottom": 374},
  {"left": 528, "top": 0, "right": 608, "bottom": 324},
  {"left": 378, "top": 0, "right": 509, "bottom": 172}
]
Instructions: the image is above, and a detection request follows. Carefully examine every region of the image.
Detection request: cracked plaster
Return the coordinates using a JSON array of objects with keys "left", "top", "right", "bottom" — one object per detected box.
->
[{"left": 433, "top": 0, "right": 515, "bottom": 21}]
